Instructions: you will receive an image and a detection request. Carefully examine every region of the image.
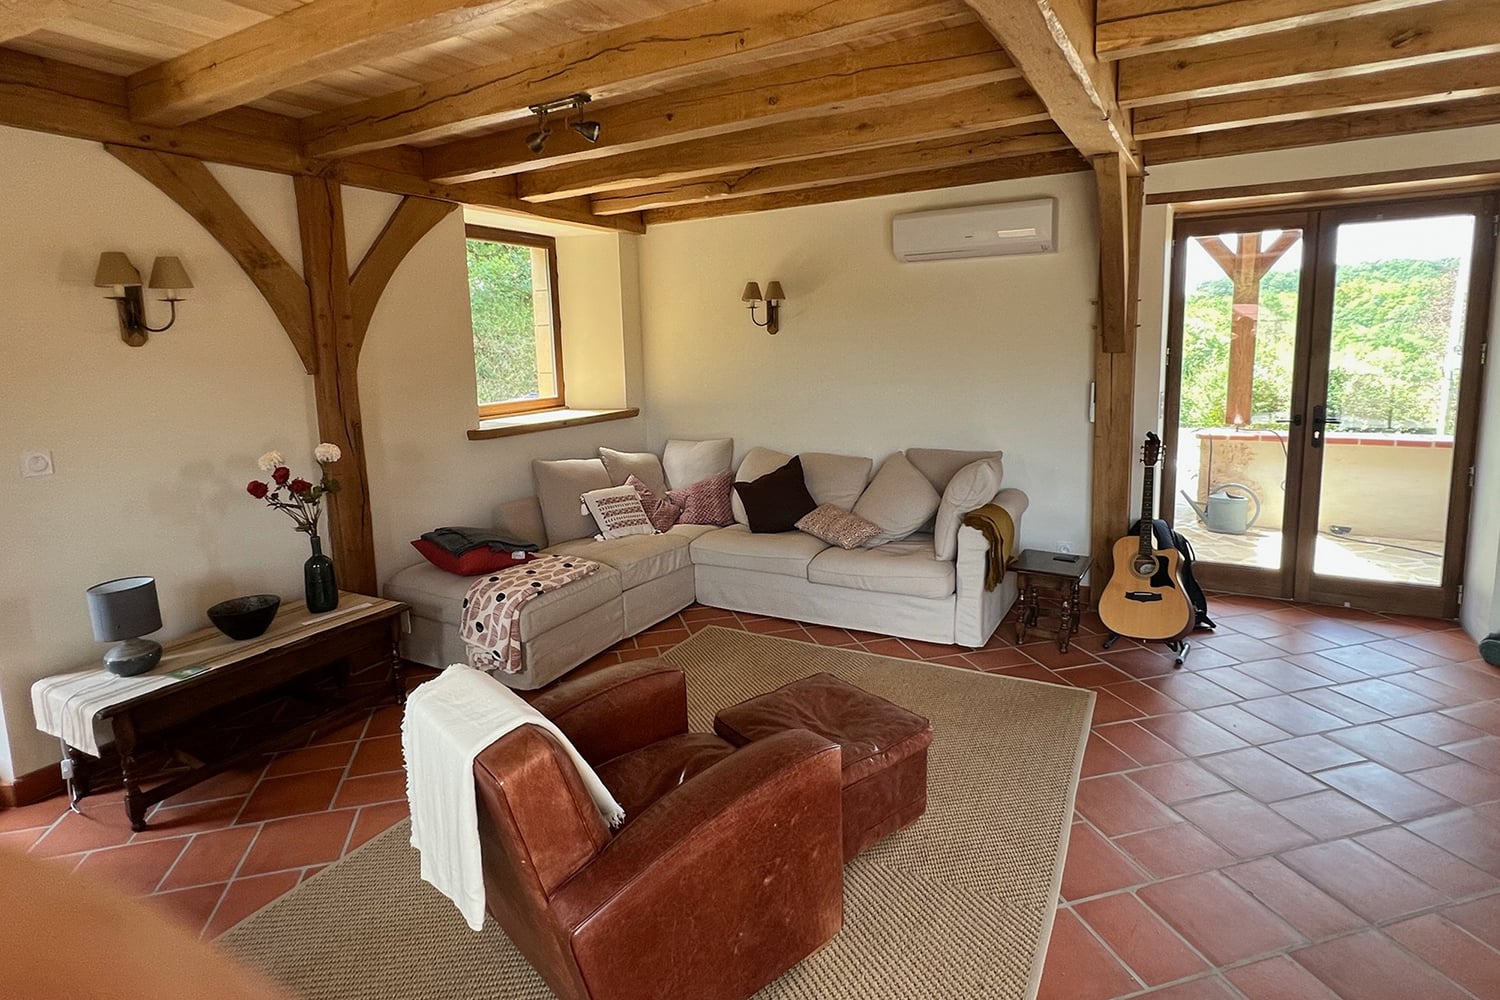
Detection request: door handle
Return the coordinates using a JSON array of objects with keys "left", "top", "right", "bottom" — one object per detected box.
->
[{"left": 1311, "top": 405, "right": 1327, "bottom": 448}]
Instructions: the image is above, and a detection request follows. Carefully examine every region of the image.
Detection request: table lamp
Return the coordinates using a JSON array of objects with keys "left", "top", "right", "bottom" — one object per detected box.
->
[{"left": 86, "top": 576, "right": 163, "bottom": 676}]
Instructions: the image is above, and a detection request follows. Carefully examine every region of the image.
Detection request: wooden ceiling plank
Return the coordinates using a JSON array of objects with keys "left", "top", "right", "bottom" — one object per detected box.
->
[
  {"left": 1095, "top": 0, "right": 1441, "bottom": 61},
  {"left": 1133, "top": 54, "right": 1500, "bottom": 138},
  {"left": 590, "top": 123, "right": 1070, "bottom": 214},
  {"left": 299, "top": 0, "right": 953, "bottom": 158},
  {"left": 641, "top": 150, "right": 1088, "bottom": 224},
  {"left": 962, "top": 0, "right": 1137, "bottom": 168},
  {"left": 516, "top": 79, "right": 1048, "bottom": 202},
  {"left": 0, "top": 0, "right": 112, "bottom": 44},
  {"left": 127, "top": 0, "right": 540, "bottom": 128},
  {"left": 1119, "top": 0, "right": 1500, "bottom": 107},
  {"left": 422, "top": 23, "right": 1015, "bottom": 185}
]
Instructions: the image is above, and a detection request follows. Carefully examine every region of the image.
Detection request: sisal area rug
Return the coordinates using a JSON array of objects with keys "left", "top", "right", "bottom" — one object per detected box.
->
[{"left": 223, "top": 626, "right": 1094, "bottom": 1000}]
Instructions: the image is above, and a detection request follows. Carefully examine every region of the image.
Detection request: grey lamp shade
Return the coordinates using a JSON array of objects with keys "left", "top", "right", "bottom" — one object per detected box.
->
[
  {"left": 148, "top": 256, "right": 193, "bottom": 292},
  {"left": 94, "top": 252, "right": 141, "bottom": 288},
  {"left": 86, "top": 577, "right": 163, "bottom": 641}
]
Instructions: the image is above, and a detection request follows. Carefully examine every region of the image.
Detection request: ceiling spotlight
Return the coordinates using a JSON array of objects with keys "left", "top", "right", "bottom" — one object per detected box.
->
[
  {"left": 569, "top": 120, "right": 602, "bottom": 144},
  {"left": 525, "top": 123, "right": 551, "bottom": 154},
  {"left": 524, "top": 93, "right": 599, "bottom": 154}
]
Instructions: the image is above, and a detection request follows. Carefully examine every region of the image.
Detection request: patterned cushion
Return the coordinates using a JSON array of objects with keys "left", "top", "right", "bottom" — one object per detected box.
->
[
  {"left": 580, "top": 486, "right": 656, "bottom": 539},
  {"left": 795, "top": 504, "right": 882, "bottom": 550},
  {"left": 666, "top": 471, "right": 735, "bottom": 526},
  {"left": 626, "top": 473, "right": 683, "bottom": 532}
]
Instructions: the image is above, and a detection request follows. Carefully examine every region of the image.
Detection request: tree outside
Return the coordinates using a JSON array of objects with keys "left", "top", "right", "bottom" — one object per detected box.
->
[{"left": 467, "top": 238, "right": 540, "bottom": 405}]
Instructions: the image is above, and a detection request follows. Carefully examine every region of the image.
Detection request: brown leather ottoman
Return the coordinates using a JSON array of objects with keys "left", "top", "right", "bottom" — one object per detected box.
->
[{"left": 713, "top": 672, "right": 933, "bottom": 861}]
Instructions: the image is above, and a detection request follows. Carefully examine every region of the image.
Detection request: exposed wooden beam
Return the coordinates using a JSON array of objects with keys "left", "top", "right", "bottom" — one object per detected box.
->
[
  {"left": 0, "top": 0, "right": 108, "bottom": 44},
  {"left": 642, "top": 150, "right": 1087, "bottom": 224},
  {"left": 1118, "top": 0, "right": 1500, "bottom": 107},
  {"left": 1094, "top": 155, "right": 1131, "bottom": 356},
  {"left": 127, "top": 0, "right": 532, "bottom": 128},
  {"left": 962, "top": 0, "right": 1137, "bottom": 169},
  {"left": 1095, "top": 0, "right": 1440, "bottom": 61},
  {"left": 1133, "top": 54, "right": 1500, "bottom": 138},
  {"left": 1148, "top": 158, "right": 1500, "bottom": 213},
  {"left": 103, "top": 145, "right": 316, "bottom": 374},
  {"left": 1143, "top": 93, "right": 1500, "bottom": 162},
  {"left": 299, "top": 0, "right": 954, "bottom": 158},
  {"left": 350, "top": 198, "right": 457, "bottom": 354},
  {"left": 517, "top": 80, "right": 1048, "bottom": 202},
  {"left": 422, "top": 23, "right": 1013, "bottom": 185},
  {"left": 591, "top": 123, "right": 1069, "bottom": 215}
]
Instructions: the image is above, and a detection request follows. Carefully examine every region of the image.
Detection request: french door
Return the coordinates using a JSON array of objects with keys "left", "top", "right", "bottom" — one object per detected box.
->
[{"left": 1162, "top": 194, "right": 1496, "bottom": 618}]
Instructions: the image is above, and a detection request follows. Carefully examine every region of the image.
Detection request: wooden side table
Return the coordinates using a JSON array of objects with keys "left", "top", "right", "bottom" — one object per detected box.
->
[
  {"left": 33, "top": 593, "right": 408, "bottom": 831},
  {"left": 1010, "top": 549, "right": 1091, "bottom": 652}
]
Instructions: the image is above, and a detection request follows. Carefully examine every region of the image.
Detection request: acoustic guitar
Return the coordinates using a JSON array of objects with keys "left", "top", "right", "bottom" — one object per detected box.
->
[{"left": 1098, "top": 433, "right": 1196, "bottom": 642}]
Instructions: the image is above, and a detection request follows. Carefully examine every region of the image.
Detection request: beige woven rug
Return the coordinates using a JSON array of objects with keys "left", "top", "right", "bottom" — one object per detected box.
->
[{"left": 223, "top": 626, "right": 1094, "bottom": 1000}]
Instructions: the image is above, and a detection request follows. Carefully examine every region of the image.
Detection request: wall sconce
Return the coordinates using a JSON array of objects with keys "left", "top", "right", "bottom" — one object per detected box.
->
[
  {"left": 741, "top": 280, "right": 785, "bottom": 335},
  {"left": 94, "top": 252, "right": 193, "bottom": 347}
]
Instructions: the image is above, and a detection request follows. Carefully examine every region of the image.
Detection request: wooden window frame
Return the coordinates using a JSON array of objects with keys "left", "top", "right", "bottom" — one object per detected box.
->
[{"left": 466, "top": 224, "right": 566, "bottom": 419}]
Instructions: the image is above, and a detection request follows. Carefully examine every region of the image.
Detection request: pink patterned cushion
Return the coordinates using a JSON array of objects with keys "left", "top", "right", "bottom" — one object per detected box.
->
[
  {"left": 666, "top": 471, "right": 735, "bottom": 526},
  {"left": 626, "top": 473, "right": 683, "bottom": 532},
  {"left": 795, "top": 504, "right": 882, "bottom": 549}
]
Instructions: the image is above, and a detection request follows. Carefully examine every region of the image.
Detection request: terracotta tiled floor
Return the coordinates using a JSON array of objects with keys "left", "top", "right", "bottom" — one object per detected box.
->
[{"left": 4, "top": 596, "right": 1499, "bottom": 1000}]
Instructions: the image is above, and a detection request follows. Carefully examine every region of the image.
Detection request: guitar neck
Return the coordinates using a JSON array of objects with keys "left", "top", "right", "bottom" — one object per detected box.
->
[{"left": 1139, "top": 462, "right": 1155, "bottom": 557}]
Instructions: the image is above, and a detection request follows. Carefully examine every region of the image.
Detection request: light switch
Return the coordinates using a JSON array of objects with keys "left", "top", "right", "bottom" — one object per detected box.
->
[{"left": 21, "top": 450, "right": 54, "bottom": 477}]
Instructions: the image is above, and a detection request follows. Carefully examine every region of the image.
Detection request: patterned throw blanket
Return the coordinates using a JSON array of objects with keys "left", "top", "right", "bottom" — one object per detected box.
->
[{"left": 461, "top": 555, "right": 600, "bottom": 675}]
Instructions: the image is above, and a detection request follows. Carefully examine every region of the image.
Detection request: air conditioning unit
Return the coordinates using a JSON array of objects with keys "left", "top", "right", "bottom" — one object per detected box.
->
[{"left": 891, "top": 198, "right": 1057, "bottom": 262}]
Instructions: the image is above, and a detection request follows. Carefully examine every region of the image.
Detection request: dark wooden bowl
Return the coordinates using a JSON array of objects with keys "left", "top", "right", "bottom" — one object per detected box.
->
[{"left": 208, "top": 594, "right": 281, "bottom": 640}]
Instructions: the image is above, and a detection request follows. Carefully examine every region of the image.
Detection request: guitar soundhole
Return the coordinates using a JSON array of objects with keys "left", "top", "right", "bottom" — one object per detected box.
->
[{"left": 1132, "top": 555, "right": 1158, "bottom": 577}]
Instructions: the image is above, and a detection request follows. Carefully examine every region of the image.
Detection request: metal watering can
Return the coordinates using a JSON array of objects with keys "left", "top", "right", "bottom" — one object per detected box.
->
[{"left": 1180, "top": 484, "right": 1261, "bottom": 535}]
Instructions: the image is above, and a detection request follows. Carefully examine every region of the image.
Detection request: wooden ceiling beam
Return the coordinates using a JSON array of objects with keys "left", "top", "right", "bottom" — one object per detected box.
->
[
  {"left": 1095, "top": 0, "right": 1441, "bottom": 61},
  {"left": 299, "top": 0, "right": 955, "bottom": 159},
  {"left": 127, "top": 0, "right": 533, "bottom": 128},
  {"left": 1119, "top": 0, "right": 1500, "bottom": 107},
  {"left": 422, "top": 23, "right": 1013, "bottom": 185},
  {"left": 1134, "top": 54, "right": 1500, "bottom": 138},
  {"left": 0, "top": 0, "right": 110, "bottom": 44},
  {"left": 516, "top": 80, "right": 1048, "bottom": 203},
  {"left": 962, "top": 0, "right": 1137, "bottom": 169},
  {"left": 1143, "top": 93, "right": 1500, "bottom": 162},
  {"left": 641, "top": 150, "right": 1087, "bottom": 225},
  {"left": 591, "top": 123, "right": 1070, "bottom": 214}
]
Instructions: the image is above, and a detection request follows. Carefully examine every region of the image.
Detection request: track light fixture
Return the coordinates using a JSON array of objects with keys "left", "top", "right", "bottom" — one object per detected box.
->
[{"left": 524, "top": 93, "right": 601, "bottom": 154}]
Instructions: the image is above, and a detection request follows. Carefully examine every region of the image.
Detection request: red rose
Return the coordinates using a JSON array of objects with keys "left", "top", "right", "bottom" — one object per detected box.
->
[
  {"left": 288, "top": 478, "right": 313, "bottom": 494},
  {"left": 272, "top": 466, "right": 291, "bottom": 484},
  {"left": 246, "top": 481, "right": 269, "bottom": 499}
]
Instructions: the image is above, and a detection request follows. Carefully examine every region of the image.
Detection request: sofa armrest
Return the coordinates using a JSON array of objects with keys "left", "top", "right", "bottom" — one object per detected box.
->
[
  {"left": 493, "top": 495, "right": 549, "bottom": 549},
  {"left": 528, "top": 661, "right": 689, "bottom": 765},
  {"left": 954, "top": 487, "right": 1029, "bottom": 646},
  {"left": 551, "top": 729, "right": 844, "bottom": 1000}
]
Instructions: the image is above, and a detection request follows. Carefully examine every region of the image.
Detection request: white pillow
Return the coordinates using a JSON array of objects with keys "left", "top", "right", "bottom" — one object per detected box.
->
[
  {"left": 800, "top": 452, "right": 873, "bottom": 510},
  {"left": 533, "top": 458, "right": 612, "bottom": 545},
  {"left": 599, "top": 447, "right": 668, "bottom": 497},
  {"left": 580, "top": 486, "right": 656, "bottom": 539},
  {"left": 851, "top": 453, "right": 940, "bottom": 546},
  {"left": 731, "top": 447, "right": 792, "bottom": 525},
  {"left": 933, "top": 457, "right": 1004, "bottom": 560},
  {"left": 662, "top": 438, "right": 733, "bottom": 490}
]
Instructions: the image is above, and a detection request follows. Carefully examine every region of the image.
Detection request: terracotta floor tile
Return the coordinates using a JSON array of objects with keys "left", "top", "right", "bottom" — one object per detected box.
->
[
  {"left": 1195, "top": 704, "right": 1292, "bottom": 745},
  {"left": 72, "top": 837, "right": 187, "bottom": 895},
  {"left": 1081, "top": 734, "right": 1138, "bottom": 778},
  {"left": 1096, "top": 646, "right": 1181, "bottom": 679},
  {"left": 1035, "top": 909, "right": 1142, "bottom": 1000},
  {"left": 1236, "top": 658, "right": 1333, "bottom": 693},
  {"left": 1225, "top": 614, "right": 1298, "bottom": 639},
  {"left": 1396, "top": 629, "right": 1480, "bottom": 662},
  {"left": 1291, "top": 687, "right": 1389, "bottom": 726},
  {"left": 1087, "top": 689, "right": 1149, "bottom": 725},
  {"left": 1060, "top": 823, "right": 1150, "bottom": 901},
  {"left": 1139, "top": 673, "right": 1241, "bottom": 710},
  {"left": 333, "top": 770, "right": 408, "bottom": 809},
  {"left": 148, "top": 881, "right": 227, "bottom": 936},
  {"left": 1443, "top": 892, "right": 1500, "bottom": 950},
  {"left": 1116, "top": 822, "right": 1237, "bottom": 878},
  {"left": 159, "top": 826, "right": 258, "bottom": 891},
  {"left": 1194, "top": 666, "right": 1281, "bottom": 701},
  {"left": 1263, "top": 630, "right": 1341, "bottom": 655},
  {"left": 1024, "top": 641, "right": 1107, "bottom": 670},
  {"left": 1318, "top": 761, "right": 1459, "bottom": 822},
  {"left": 1261, "top": 733, "right": 1367, "bottom": 772},
  {"left": 1385, "top": 711, "right": 1488, "bottom": 747},
  {"left": 1226, "top": 955, "right": 1344, "bottom": 1000},
  {"left": 1269, "top": 789, "right": 1388, "bottom": 839},
  {"left": 1075, "top": 892, "right": 1209, "bottom": 987},
  {"left": 1318, "top": 644, "right": 1423, "bottom": 677},
  {"left": 1102, "top": 680, "right": 1188, "bottom": 717},
  {"left": 1096, "top": 722, "right": 1186, "bottom": 766},
  {"left": 157, "top": 766, "right": 263, "bottom": 807},
  {"left": 1385, "top": 912, "right": 1500, "bottom": 998},
  {"left": 1410, "top": 760, "right": 1500, "bottom": 806},
  {"left": 1418, "top": 662, "right": 1500, "bottom": 698},
  {"left": 861, "top": 637, "right": 912, "bottom": 659},
  {"left": 1131, "top": 976, "right": 1239, "bottom": 999},
  {"left": 1055, "top": 662, "right": 1134, "bottom": 688},
  {"left": 0, "top": 796, "right": 69, "bottom": 833},
  {"left": 1138, "top": 714, "right": 1248, "bottom": 757},
  {"left": 1174, "top": 792, "right": 1313, "bottom": 859},
  {"left": 235, "top": 769, "right": 343, "bottom": 825},
  {"left": 345, "top": 733, "right": 404, "bottom": 777},
  {"left": 205, "top": 870, "right": 301, "bottom": 938},
  {"left": 1326, "top": 723, "right": 1458, "bottom": 772},
  {"left": 0, "top": 828, "right": 42, "bottom": 851},
  {"left": 1074, "top": 774, "right": 1182, "bottom": 837},
  {"left": 348, "top": 801, "right": 409, "bottom": 851},
  {"left": 236, "top": 810, "right": 356, "bottom": 878},
  {"left": 1332, "top": 678, "right": 1445, "bottom": 717},
  {"left": 1197, "top": 746, "right": 1325, "bottom": 802},
  {"left": 134, "top": 795, "right": 246, "bottom": 841},
  {"left": 1280, "top": 839, "right": 1445, "bottom": 921},
  {"left": 962, "top": 646, "right": 1034, "bottom": 670},
  {"left": 1354, "top": 826, "right": 1500, "bottom": 899},
  {"left": 1128, "top": 760, "right": 1233, "bottom": 806},
  {"left": 261, "top": 740, "right": 355, "bottom": 779},
  {"left": 29, "top": 806, "right": 138, "bottom": 857},
  {"left": 1444, "top": 735, "right": 1500, "bottom": 770},
  {"left": 1238, "top": 695, "right": 1347, "bottom": 736},
  {"left": 1291, "top": 929, "right": 1471, "bottom": 1000},
  {"left": 1220, "top": 857, "right": 1365, "bottom": 940},
  {"left": 1444, "top": 701, "right": 1500, "bottom": 738},
  {"left": 1197, "top": 633, "right": 1288, "bottom": 662},
  {"left": 1139, "top": 871, "right": 1303, "bottom": 966},
  {"left": 1410, "top": 807, "right": 1500, "bottom": 875},
  {"left": 1282, "top": 651, "right": 1371, "bottom": 685},
  {"left": 802, "top": 624, "right": 858, "bottom": 646}
]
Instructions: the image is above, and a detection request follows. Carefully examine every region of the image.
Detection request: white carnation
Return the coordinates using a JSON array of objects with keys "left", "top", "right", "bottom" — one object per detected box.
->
[
  {"left": 257, "top": 450, "right": 285, "bottom": 472},
  {"left": 314, "top": 442, "right": 342, "bottom": 464}
]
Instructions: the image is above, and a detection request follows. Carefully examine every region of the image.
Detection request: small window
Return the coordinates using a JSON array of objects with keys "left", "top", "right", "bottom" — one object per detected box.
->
[{"left": 465, "top": 224, "right": 565, "bottom": 417}]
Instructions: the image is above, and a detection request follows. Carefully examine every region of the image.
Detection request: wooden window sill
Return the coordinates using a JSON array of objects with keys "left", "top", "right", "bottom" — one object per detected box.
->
[{"left": 467, "top": 407, "right": 640, "bottom": 440}]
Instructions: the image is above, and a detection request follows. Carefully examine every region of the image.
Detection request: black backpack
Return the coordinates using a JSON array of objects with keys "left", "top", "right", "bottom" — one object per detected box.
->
[{"left": 1129, "top": 518, "right": 1216, "bottom": 630}]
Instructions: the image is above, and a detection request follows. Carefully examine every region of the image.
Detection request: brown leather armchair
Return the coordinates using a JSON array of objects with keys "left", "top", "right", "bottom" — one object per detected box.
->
[{"left": 473, "top": 661, "right": 845, "bottom": 1000}]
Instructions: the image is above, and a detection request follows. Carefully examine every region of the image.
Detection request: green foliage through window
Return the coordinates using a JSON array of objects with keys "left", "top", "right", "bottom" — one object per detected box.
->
[{"left": 468, "top": 238, "right": 542, "bottom": 405}]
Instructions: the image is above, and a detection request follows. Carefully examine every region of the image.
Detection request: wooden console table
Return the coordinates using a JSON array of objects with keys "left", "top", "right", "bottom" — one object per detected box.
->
[
  {"left": 32, "top": 593, "right": 407, "bottom": 831},
  {"left": 1010, "top": 549, "right": 1091, "bottom": 652}
]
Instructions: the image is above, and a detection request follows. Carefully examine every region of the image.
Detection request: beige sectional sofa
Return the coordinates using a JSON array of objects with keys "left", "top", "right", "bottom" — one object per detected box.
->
[{"left": 384, "top": 442, "right": 1029, "bottom": 689}]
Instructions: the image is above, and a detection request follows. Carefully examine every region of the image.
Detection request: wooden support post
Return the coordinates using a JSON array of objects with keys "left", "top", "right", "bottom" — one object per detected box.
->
[{"left": 1198, "top": 231, "right": 1302, "bottom": 426}]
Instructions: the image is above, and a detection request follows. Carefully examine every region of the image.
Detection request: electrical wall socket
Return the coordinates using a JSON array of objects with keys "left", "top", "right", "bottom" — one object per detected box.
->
[
  {"left": 1056, "top": 541, "right": 1074, "bottom": 554},
  {"left": 20, "top": 450, "right": 54, "bottom": 477}
]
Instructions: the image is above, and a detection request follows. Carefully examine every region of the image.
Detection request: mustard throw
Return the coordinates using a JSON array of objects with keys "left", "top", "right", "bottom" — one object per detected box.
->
[{"left": 961, "top": 504, "right": 1016, "bottom": 592}]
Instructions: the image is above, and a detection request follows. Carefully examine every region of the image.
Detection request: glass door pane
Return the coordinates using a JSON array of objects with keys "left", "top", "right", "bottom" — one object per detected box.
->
[
  {"left": 1310, "top": 214, "right": 1476, "bottom": 587},
  {"left": 1172, "top": 228, "right": 1305, "bottom": 576}
]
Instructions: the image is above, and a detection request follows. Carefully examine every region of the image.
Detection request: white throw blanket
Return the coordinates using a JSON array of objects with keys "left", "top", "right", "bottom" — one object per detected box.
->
[
  {"left": 461, "top": 555, "right": 600, "bottom": 675},
  {"left": 401, "top": 664, "right": 625, "bottom": 931}
]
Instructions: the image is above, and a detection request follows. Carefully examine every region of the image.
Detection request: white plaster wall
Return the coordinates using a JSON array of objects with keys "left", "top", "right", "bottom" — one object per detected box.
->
[{"left": 637, "top": 171, "right": 1100, "bottom": 556}]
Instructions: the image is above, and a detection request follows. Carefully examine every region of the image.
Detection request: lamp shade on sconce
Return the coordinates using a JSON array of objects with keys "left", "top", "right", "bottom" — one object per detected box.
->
[
  {"left": 742, "top": 281, "right": 763, "bottom": 303},
  {"left": 94, "top": 252, "right": 141, "bottom": 292},
  {"left": 764, "top": 281, "right": 785, "bottom": 303},
  {"left": 148, "top": 256, "right": 193, "bottom": 295}
]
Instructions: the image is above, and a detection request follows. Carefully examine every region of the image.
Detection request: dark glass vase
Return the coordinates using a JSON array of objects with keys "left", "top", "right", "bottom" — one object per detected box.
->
[{"left": 304, "top": 533, "right": 339, "bottom": 613}]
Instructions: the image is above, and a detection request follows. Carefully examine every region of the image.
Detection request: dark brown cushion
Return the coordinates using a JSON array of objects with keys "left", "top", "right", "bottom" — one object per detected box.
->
[{"left": 732, "top": 455, "right": 818, "bottom": 533}]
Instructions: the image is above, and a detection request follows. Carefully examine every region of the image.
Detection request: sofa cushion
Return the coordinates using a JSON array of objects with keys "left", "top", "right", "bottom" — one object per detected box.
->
[
  {"left": 796, "top": 504, "right": 882, "bottom": 550},
  {"left": 731, "top": 447, "right": 791, "bottom": 525},
  {"left": 626, "top": 474, "right": 682, "bottom": 532},
  {"left": 533, "top": 458, "right": 613, "bottom": 545},
  {"left": 580, "top": 485, "right": 656, "bottom": 540},
  {"left": 595, "top": 733, "right": 736, "bottom": 825},
  {"left": 666, "top": 470, "right": 734, "bottom": 525},
  {"left": 662, "top": 438, "right": 733, "bottom": 490},
  {"left": 807, "top": 535, "right": 956, "bottom": 599},
  {"left": 907, "top": 447, "right": 1004, "bottom": 493},
  {"left": 409, "top": 539, "right": 534, "bottom": 576},
  {"left": 547, "top": 532, "right": 694, "bottom": 591},
  {"left": 734, "top": 456, "right": 818, "bottom": 534},
  {"left": 800, "top": 452, "right": 873, "bottom": 510},
  {"left": 384, "top": 560, "right": 620, "bottom": 639},
  {"left": 933, "top": 457, "right": 1005, "bottom": 561},
  {"left": 690, "top": 523, "right": 829, "bottom": 578},
  {"left": 599, "top": 447, "right": 668, "bottom": 497},
  {"left": 852, "top": 452, "right": 941, "bottom": 546},
  {"left": 666, "top": 522, "right": 720, "bottom": 542}
]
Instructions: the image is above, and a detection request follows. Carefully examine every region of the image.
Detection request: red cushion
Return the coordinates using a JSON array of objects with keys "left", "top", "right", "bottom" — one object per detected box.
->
[{"left": 410, "top": 539, "right": 533, "bottom": 576}]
